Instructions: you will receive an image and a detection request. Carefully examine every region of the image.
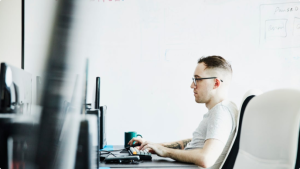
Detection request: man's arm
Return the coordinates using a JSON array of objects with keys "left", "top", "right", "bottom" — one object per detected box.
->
[
  {"left": 144, "top": 139, "right": 224, "bottom": 168},
  {"left": 128, "top": 137, "right": 192, "bottom": 151},
  {"left": 161, "top": 138, "right": 192, "bottom": 150}
]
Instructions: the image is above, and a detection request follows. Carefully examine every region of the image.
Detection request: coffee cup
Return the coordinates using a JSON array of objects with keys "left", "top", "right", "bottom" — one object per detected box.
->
[{"left": 124, "top": 131, "right": 142, "bottom": 147}]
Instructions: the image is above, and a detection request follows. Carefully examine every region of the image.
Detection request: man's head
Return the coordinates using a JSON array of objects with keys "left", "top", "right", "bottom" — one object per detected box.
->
[{"left": 191, "top": 56, "right": 232, "bottom": 108}]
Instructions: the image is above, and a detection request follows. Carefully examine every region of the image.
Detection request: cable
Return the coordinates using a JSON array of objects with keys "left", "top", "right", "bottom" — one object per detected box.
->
[
  {"left": 100, "top": 149, "right": 121, "bottom": 161},
  {"left": 100, "top": 151, "right": 116, "bottom": 157}
]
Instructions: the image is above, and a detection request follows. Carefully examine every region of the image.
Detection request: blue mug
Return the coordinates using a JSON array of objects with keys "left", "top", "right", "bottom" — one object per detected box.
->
[{"left": 124, "top": 131, "right": 142, "bottom": 147}]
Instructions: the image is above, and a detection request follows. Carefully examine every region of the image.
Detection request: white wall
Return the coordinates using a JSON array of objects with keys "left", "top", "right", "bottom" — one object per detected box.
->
[
  {"left": 24, "top": 0, "right": 58, "bottom": 107},
  {"left": 24, "top": 0, "right": 300, "bottom": 145},
  {"left": 0, "top": 0, "right": 22, "bottom": 68}
]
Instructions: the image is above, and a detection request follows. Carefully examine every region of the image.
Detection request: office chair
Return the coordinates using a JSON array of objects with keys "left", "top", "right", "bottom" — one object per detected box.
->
[
  {"left": 232, "top": 89, "right": 300, "bottom": 169},
  {"left": 221, "top": 89, "right": 262, "bottom": 169}
]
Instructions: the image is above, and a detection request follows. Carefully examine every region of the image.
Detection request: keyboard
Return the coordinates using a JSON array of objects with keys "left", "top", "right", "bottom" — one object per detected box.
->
[{"left": 126, "top": 147, "right": 152, "bottom": 161}]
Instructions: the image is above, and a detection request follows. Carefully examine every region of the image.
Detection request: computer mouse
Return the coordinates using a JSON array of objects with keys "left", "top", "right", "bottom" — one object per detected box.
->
[{"left": 131, "top": 143, "right": 141, "bottom": 147}]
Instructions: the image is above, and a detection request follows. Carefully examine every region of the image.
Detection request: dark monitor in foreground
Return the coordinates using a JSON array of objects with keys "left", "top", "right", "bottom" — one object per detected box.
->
[{"left": 0, "top": 63, "right": 32, "bottom": 114}]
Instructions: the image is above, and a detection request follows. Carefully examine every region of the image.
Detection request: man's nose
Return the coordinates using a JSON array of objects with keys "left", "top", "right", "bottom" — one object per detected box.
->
[{"left": 191, "top": 82, "right": 196, "bottom": 89}]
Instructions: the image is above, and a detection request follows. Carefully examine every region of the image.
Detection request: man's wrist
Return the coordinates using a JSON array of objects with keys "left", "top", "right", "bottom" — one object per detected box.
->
[{"left": 164, "top": 146, "right": 172, "bottom": 157}]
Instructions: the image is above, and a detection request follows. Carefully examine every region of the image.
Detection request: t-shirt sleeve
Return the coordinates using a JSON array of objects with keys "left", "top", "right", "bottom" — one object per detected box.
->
[{"left": 205, "top": 105, "right": 234, "bottom": 144}]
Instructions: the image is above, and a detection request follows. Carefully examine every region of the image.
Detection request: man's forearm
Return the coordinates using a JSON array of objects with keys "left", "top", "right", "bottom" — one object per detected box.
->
[
  {"left": 161, "top": 138, "right": 192, "bottom": 150},
  {"left": 166, "top": 148, "right": 205, "bottom": 167},
  {"left": 163, "top": 139, "right": 225, "bottom": 168}
]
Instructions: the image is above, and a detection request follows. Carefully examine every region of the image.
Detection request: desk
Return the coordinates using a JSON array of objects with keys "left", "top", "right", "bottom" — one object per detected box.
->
[{"left": 99, "top": 145, "right": 199, "bottom": 168}]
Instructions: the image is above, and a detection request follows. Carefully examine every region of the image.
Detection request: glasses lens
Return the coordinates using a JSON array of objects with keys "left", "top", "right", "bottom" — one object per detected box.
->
[{"left": 192, "top": 78, "right": 196, "bottom": 86}]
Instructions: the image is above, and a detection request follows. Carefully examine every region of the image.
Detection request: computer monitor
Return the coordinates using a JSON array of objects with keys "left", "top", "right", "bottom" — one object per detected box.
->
[
  {"left": 87, "top": 77, "right": 107, "bottom": 149},
  {"left": 94, "top": 77, "right": 107, "bottom": 149},
  {"left": 95, "top": 77, "right": 100, "bottom": 109},
  {"left": 100, "top": 105, "right": 107, "bottom": 149},
  {"left": 0, "top": 63, "right": 32, "bottom": 114}
]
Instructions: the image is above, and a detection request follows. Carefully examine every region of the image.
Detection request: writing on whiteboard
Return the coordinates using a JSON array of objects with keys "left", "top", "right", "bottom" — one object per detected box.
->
[
  {"left": 265, "top": 19, "right": 287, "bottom": 38},
  {"left": 260, "top": 2, "right": 300, "bottom": 48},
  {"left": 294, "top": 17, "right": 300, "bottom": 36},
  {"left": 274, "top": 6, "right": 298, "bottom": 14},
  {"left": 293, "top": 56, "right": 300, "bottom": 60}
]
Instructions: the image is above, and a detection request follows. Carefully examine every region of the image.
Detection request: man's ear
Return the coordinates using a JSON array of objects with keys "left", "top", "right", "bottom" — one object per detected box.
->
[{"left": 213, "top": 79, "right": 221, "bottom": 89}]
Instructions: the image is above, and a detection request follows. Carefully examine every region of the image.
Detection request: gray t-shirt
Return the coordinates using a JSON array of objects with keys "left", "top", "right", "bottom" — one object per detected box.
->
[{"left": 185, "top": 100, "right": 238, "bottom": 169}]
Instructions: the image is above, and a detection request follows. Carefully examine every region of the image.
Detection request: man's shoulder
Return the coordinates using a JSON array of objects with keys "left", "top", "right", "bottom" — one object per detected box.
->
[
  {"left": 209, "top": 100, "right": 239, "bottom": 117},
  {"left": 220, "top": 100, "right": 239, "bottom": 113}
]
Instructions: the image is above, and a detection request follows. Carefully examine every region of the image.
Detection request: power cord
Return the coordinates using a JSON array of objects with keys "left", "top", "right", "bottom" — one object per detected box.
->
[
  {"left": 100, "top": 151, "right": 117, "bottom": 157},
  {"left": 99, "top": 149, "right": 125, "bottom": 161}
]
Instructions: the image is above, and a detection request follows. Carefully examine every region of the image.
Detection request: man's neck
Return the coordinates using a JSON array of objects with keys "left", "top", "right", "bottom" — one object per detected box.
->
[{"left": 205, "top": 97, "right": 226, "bottom": 110}]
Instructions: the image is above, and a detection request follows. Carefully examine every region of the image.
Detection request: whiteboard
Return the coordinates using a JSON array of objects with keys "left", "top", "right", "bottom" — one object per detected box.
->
[{"left": 25, "top": 0, "right": 300, "bottom": 145}]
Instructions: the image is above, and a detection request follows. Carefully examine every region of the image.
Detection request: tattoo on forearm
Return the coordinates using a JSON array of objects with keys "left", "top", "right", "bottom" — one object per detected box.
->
[
  {"left": 164, "top": 139, "right": 192, "bottom": 150},
  {"left": 182, "top": 139, "right": 192, "bottom": 148},
  {"left": 164, "top": 142, "right": 182, "bottom": 149}
]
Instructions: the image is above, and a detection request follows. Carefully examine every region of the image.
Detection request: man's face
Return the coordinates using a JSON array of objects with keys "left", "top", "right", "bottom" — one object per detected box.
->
[{"left": 191, "top": 63, "right": 215, "bottom": 103}]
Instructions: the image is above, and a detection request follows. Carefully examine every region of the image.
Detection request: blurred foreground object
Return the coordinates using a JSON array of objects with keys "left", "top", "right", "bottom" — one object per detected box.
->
[
  {"left": 33, "top": 0, "right": 94, "bottom": 169},
  {"left": 0, "top": 114, "right": 39, "bottom": 169}
]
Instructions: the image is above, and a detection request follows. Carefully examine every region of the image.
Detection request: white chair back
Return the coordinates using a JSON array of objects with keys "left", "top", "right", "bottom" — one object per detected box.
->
[
  {"left": 233, "top": 89, "right": 300, "bottom": 169},
  {"left": 220, "top": 89, "right": 262, "bottom": 169},
  {"left": 240, "top": 89, "right": 263, "bottom": 108}
]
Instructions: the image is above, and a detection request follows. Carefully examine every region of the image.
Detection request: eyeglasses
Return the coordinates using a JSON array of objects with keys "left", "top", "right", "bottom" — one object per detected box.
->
[{"left": 192, "top": 77, "right": 223, "bottom": 86}]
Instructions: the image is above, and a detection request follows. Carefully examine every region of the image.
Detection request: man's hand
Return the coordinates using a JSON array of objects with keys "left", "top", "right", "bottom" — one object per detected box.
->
[
  {"left": 142, "top": 143, "right": 169, "bottom": 157},
  {"left": 127, "top": 137, "right": 152, "bottom": 150}
]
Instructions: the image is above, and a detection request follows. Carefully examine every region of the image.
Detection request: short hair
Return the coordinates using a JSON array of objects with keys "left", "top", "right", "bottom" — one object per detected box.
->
[{"left": 198, "top": 55, "right": 232, "bottom": 73}]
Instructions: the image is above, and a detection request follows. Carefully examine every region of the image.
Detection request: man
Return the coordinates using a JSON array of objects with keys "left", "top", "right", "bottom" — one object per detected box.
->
[{"left": 128, "top": 55, "right": 238, "bottom": 169}]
